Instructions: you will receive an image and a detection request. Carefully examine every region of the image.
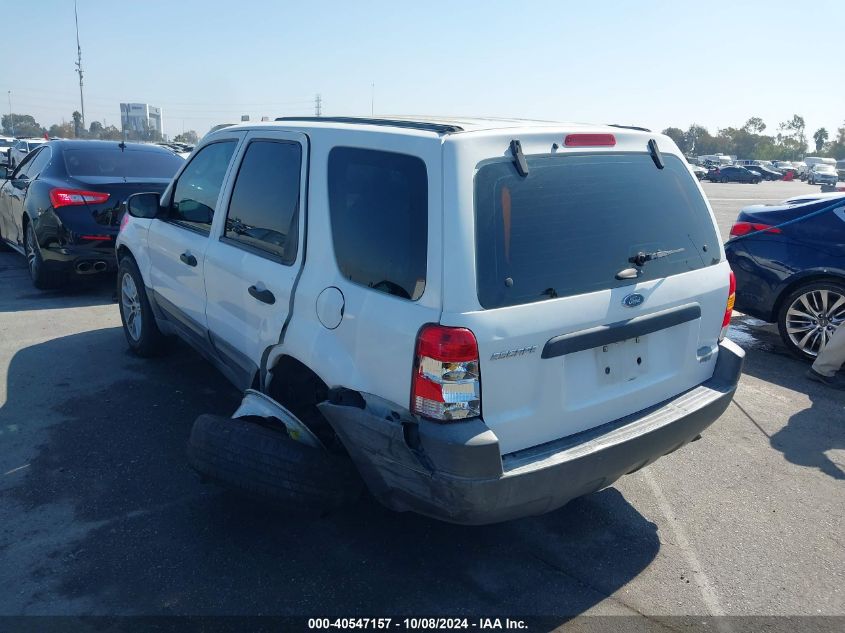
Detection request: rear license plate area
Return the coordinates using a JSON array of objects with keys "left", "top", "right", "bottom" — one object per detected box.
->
[{"left": 595, "top": 336, "right": 647, "bottom": 384}]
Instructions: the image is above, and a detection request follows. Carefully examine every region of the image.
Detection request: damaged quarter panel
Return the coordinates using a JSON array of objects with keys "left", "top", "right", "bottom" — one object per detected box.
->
[{"left": 317, "top": 390, "right": 504, "bottom": 523}]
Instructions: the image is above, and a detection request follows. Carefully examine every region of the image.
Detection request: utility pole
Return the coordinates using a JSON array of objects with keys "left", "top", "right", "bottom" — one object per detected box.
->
[
  {"left": 74, "top": 0, "right": 85, "bottom": 129},
  {"left": 314, "top": 93, "right": 322, "bottom": 117},
  {"left": 371, "top": 83, "right": 374, "bottom": 116},
  {"left": 7, "top": 91, "right": 13, "bottom": 137}
]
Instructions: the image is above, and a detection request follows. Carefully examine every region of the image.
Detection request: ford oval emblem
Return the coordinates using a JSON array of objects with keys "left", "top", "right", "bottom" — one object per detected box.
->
[{"left": 623, "top": 293, "right": 645, "bottom": 308}]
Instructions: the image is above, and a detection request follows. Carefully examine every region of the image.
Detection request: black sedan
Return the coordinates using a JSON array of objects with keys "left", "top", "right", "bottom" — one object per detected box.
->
[
  {"left": 724, "top": 193, "right": 845, "bottom": 360},
  {"left": 745, "top": 165, "right": 782, "bottom": 181},
  {"left": 0, "top": 140, "right": 183, "bottom": 289},
  {"left": 706, "top": 165, "right": 761, "bottom": 184}
]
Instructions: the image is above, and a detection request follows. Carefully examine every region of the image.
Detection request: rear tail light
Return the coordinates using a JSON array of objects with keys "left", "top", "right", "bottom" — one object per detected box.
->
[
  {"left": 50, "top": 188, "right": 110, "bottom": 208},
  {"left": 729, "top": 221, "right": 781, "bottom": 237},
  {"left": 411, "top": 324, "right": 480, "bottom": 422},
  {"left": 564, "top": 133, "right": 616, "bottom": 147},
  {"left": 720, "top": 271, "right": 736, "bottom": 341}
]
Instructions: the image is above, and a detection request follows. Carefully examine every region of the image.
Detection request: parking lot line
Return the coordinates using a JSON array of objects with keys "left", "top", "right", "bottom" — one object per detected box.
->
[{"left": 643, "top": 470, "right": 728, "bottom": 624}]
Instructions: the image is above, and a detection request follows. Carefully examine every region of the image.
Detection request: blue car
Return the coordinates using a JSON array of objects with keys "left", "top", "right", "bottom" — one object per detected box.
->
[{"left": 724, "top": 193, "right": 845, "bottom": 360}]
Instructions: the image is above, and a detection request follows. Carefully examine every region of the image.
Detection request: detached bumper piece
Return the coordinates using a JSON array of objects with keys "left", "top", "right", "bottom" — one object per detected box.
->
[{"left": 319, "top": 339, "right": 744, "bottom": 525}]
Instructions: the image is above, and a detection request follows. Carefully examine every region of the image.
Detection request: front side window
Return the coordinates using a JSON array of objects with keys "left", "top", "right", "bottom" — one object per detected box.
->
[
  {"left": 170, "top": 140, "right": 237, "bottom": 232},
  {"left": 223, "top": 140, "right": 302, "bottom": 264},
  {"left": 328, "top": 147, "right": 428, "bottom": 301}
]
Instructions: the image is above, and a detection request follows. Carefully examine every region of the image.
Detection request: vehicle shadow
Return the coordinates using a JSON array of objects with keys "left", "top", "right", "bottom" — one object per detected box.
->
[
  {"left": 0, "top": 252, "right": 116, "bottom": 313},
  {"left": 770, "top": 391, "right": 845, "bottom": 480},
  {"left": 729, "top": 316, "right": 844, "bottom": 480},
  {"left": 0, "top": 327, "right": 660, "bottom": 619}
]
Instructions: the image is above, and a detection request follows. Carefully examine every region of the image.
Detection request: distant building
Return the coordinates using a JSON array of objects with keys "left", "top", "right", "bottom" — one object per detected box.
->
[{"left": 120, "top": 103, "right": 163, "bottom": 137}]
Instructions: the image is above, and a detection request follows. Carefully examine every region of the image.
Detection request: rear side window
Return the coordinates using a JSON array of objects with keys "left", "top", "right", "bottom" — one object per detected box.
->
[
  {"left": 64, "top": 148, "right": 183, "bottom": 179},
  {"left": 223, "top": 140, "right": 301, "bottom": 264},
  {"left": 24, "top": 146, "right": 52, "bottom": 178},
  {"left": 328, "top": 147, "right": 428, "bottom": 301},
  {"left": 475, "top": 153, "right": 720, "bottom": 309},
  {"left": 170, "top": 140, "right": 237, "bottom": 233}
]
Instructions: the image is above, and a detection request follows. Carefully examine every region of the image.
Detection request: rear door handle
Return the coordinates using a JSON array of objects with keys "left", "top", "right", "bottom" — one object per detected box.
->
[
  {"left": 248, "top": 285, "right": 275, "bottom": 305},
  {"left": 179, "top": 252, "right": 197, "bottom": 267}
]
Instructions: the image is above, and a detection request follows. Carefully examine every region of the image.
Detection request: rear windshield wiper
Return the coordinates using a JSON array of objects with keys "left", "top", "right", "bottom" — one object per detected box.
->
[
  {"left": 629, "top": 247, "right": 685, "bottom": 267},
  {"left": 616, "top": 247, "right": 685, "bottom": 280}
]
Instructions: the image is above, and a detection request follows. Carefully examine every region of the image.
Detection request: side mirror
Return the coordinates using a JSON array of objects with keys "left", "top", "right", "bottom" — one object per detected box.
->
[
  {"left": 3, "top": 167, "right": 12, "bottom": 180},
  {"left": 126, "top": 192, "right": 162, "bottom": 219}
]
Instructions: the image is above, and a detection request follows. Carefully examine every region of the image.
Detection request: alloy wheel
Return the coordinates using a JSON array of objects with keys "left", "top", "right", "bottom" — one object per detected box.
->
[
  {"left": 784, "top": 288, "right": 845, "bottom": 357},
  {"left": 25, "top": 226, "right": 38, "bottom": 278},
  {"left": 121, "top": 272, "right": 143, "bottom": 342}
]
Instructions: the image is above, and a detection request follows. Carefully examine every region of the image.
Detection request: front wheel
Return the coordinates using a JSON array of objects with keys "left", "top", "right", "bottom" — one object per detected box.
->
[
  {"left": 118, "top": 256, "right": 166, "bottom": 356},
  {"left": 777, "top": 280, "right": 845, "bottom": 361},
  {"left": 721, "top": 176, "right": 728, "bottom": 183}
]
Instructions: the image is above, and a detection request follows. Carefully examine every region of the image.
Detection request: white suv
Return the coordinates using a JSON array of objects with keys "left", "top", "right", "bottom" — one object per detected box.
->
[{"left": 116, "top": 116, "right": 744, "bottom": 524}]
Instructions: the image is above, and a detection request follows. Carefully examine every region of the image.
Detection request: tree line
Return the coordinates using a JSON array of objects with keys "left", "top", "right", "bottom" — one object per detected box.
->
[
  {"left": 3, "top": 109, "right": 843, "bottom": 160},
  {"left": 1, "top": 111, "right": 198, "bottom": 145},
  {"left": 662, "top": 115, "right": 845, "bottom": 161}
]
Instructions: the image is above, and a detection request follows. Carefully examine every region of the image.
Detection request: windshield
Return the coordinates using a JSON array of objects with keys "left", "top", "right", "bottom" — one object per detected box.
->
[
  {"left": 474, "top": 152, "right": 720, "bottom": 309},
  {"left": 63, "top": 147, "right": 184, "bottom": 178},
  {"left": 816, "top": 165, "right": 835, "bottom": 173}
]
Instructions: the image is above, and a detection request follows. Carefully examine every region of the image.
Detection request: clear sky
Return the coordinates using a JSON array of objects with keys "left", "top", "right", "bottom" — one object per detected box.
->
[{"left": 4, "top": 0, "right": 844, "bottom": 139}]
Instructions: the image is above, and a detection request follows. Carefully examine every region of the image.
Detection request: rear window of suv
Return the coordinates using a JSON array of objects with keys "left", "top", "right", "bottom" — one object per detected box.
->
[{"left": 474, "top": 152, "right": 720, "bottom": 309}]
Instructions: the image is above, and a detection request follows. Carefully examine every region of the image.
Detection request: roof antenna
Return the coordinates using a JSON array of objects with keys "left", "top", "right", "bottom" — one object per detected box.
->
[{"left": 509, "top": 139, "right": 529, "bottom": 177}]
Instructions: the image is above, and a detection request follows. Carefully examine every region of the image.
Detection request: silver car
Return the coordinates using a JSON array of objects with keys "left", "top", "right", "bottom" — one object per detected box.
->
[{"left": 808, "top": 164, "right": 838, "bottom": 186}]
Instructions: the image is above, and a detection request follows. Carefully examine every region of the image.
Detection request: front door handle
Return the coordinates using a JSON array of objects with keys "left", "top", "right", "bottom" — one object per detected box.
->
[
  {"left": 179, "top": 252, "right": 197, "bottom": 267},
  {"left": 248, "top": 285, "right": 275, "bottom": 305}
]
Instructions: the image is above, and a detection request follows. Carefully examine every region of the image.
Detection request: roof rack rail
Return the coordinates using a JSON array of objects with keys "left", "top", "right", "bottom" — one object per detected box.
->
[
  {"left": 608, "top": 123, "right": 652, "bottom": 133},
  {"left": 273, "top": 116, "right": 464, "bottom": 134}
]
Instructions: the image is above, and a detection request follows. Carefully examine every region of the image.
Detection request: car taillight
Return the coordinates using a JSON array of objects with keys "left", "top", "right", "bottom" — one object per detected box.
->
[
  {"left": 729, "top": 221, "right": 781, "bottom": 237},
  {"left": 720, "top": 271, "right": 736, "bottom": 341},
  {"left": 50, "top": 188, "right": 110, "bottom": 208},
  {"left": 411, "top": 324, "right": 480, "bottom": 422},
  {"left": 564, "top": 133, "right": 616, "bottom": 147}
]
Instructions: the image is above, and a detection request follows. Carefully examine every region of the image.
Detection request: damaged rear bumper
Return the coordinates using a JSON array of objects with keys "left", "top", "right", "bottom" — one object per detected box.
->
[{"left": 318, "top": 339, "right": 744, "bottom": 525}]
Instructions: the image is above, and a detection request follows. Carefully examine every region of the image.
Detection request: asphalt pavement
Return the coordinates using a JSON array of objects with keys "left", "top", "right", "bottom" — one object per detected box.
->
[{"left": 0, "top": 180, "right": 842, "bottom": 623}]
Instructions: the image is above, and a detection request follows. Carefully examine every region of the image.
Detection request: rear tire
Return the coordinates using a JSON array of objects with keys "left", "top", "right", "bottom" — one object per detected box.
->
[
  {"left": 25, "top": 223, "right": 64, "bottom": 289},
  {"left": 187, "top": 414, "right": 363, "bottom": 511},
  {"left": 118, "top": 255, "right": 166, "bottom": 356},
  {"left": 777, "top": 280, "right": 845, "bottom": 362}
]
